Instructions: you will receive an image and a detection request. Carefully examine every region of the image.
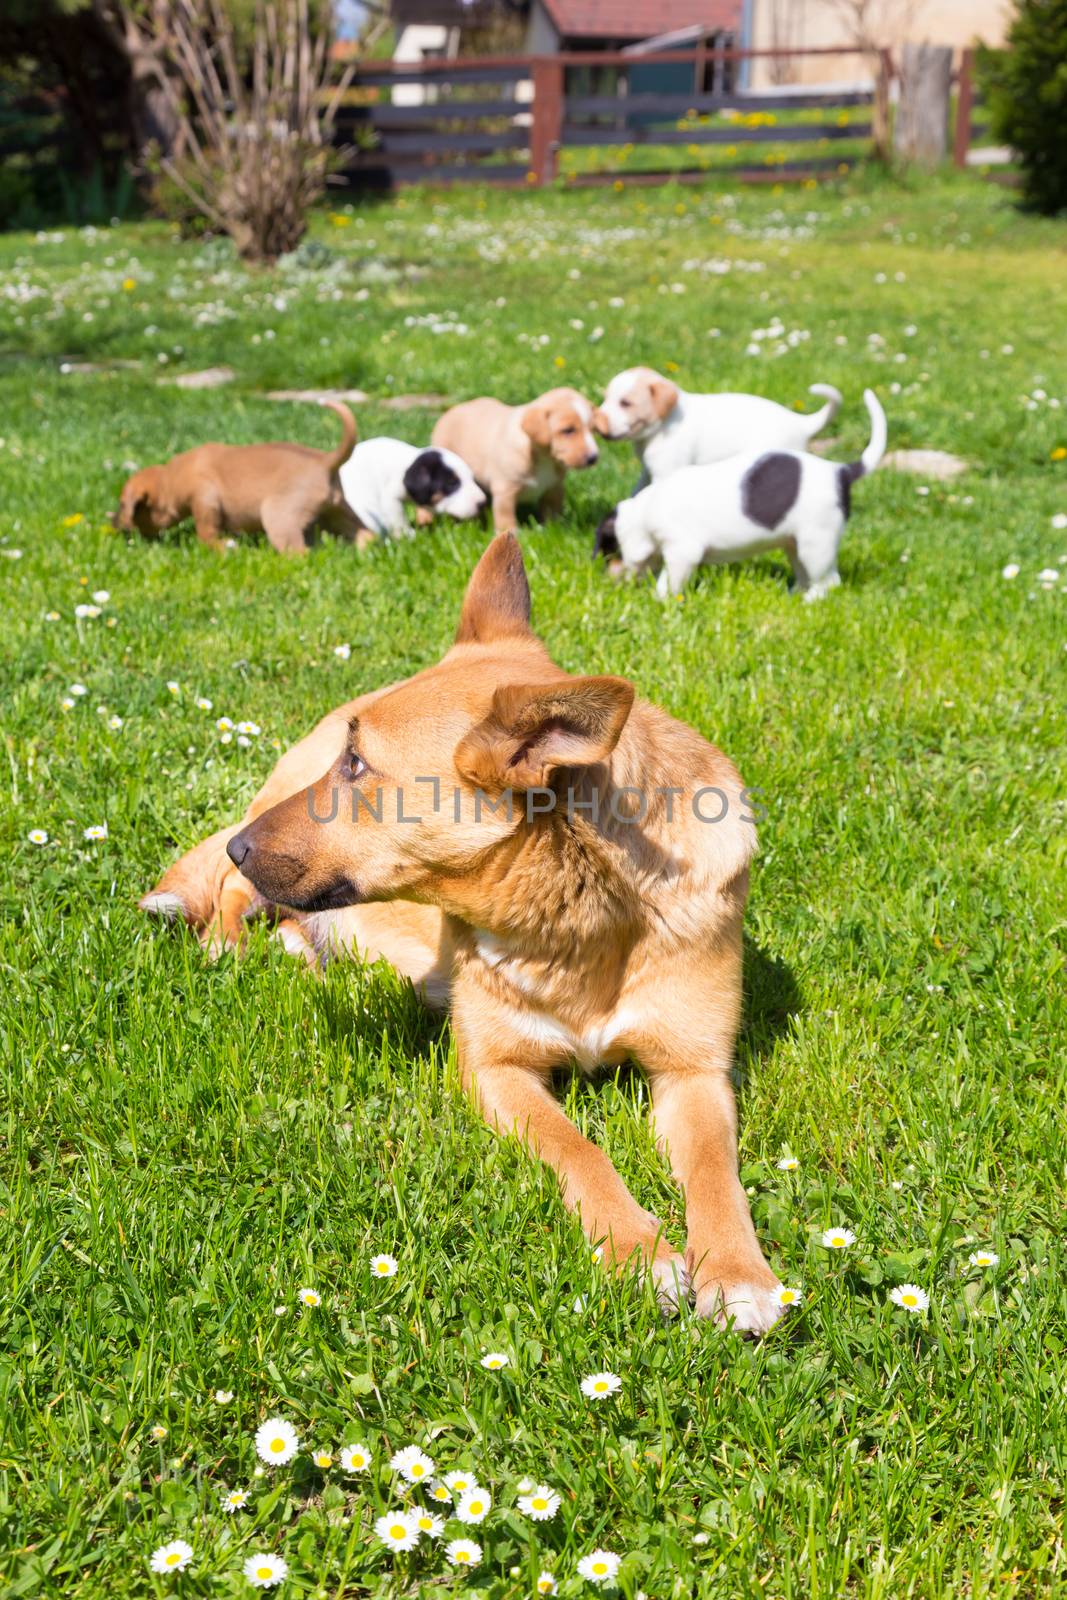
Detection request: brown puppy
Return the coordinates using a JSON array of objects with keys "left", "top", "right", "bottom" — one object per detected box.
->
[
  {"left": 431, "top": 388, "right": 599, "bottom": 535},
  {"left": 142, "top": 536, "right": 784, "bottom": 1333},
  {"left": 116, "top": 401, "right": 362, "bottom": 553}
]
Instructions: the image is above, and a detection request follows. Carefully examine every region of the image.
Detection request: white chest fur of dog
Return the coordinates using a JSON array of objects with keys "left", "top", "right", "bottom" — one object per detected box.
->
[
  {"left": 595, "top": 365, "right": 842, "bottom": 488},
  {"left": 598, "top": 389, "right": 886, "bottom": 600},
  {"left": 339, "top": 438, "right": 485, "bottom": 538}
]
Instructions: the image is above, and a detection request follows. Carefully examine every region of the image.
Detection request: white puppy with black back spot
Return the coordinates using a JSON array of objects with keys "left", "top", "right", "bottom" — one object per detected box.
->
[
  {"left": 594, "top": 365, "right": 843, "bottom": 488},
  {"left": 339, "top": 437, "right": 485, "bottom": 539},
  {"left": 594, "top": 389, "right": 886, "bottom": 601}
]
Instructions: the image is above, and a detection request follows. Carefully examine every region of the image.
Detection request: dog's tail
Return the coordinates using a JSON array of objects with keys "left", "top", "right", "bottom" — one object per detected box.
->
[
  {"left": 322, "top": 400, "right": 358, "bottom": 472},
  {"left": 841, "top": 389, "right": 887, "bottom": 487},
  {"left": 803, "top": 382, "right": 843, "bottom": 442}
]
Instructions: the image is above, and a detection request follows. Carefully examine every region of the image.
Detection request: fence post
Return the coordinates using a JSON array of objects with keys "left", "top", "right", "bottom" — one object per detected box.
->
[
  {"left": 894, "top": 42, "right": 953, "bottom": 167},
  {"left": 953, "top": 46, "right": 974, "bottom": 169},
  {"left": 872, "top": 48, "right": 892, "bottom": 160},
  {"left": 530, "top": 58, "right": 563, "bottom": 184}
]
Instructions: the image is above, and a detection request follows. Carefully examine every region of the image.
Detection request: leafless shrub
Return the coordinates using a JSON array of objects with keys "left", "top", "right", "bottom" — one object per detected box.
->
[{"left": 141, "top": 0, "right": 353, "bottom": 263}]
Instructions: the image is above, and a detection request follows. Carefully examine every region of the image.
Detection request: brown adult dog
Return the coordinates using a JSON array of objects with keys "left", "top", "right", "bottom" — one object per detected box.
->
[
  {"left": 141, "top": 536, "right": 785, "bottom": 1333},
  {"left": 431, "top": 388, "right": 599, "bottom": 535},
  {"left": 116, "top": 401, "right": 361, "bottom": 553}
]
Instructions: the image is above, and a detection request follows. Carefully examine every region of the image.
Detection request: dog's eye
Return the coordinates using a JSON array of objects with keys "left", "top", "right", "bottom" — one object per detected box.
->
[
  {"left": 560, "top": 425, "right": 577, "bottom": 436},
  {"left": 620, "top": 399, "right": 632, "bottom": 409},
  {"left": 344, "top": 752, "right": 366, "bottom": 781}
]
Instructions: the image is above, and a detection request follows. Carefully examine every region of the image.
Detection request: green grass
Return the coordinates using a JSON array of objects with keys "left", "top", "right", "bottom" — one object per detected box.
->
[{"left": 1, "top": 171, "right": 1066, "bottom": 1599}]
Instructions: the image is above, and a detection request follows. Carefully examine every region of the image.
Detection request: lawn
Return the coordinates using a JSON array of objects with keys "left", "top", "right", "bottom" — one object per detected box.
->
[{"left": 1, "top": 171, "right": 1065, "bottom": 1600}]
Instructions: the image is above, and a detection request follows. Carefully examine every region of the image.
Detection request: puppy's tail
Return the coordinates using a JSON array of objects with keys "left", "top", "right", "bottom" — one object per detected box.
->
[
  {"left": 804, "top": 382, "right": 843, "bottom": 441},
  {"left": 322, "top": 400, "right": 358, "bottom": 472},
  {"left": 842, "top": 388, "right": 887, "bottom": 486}
]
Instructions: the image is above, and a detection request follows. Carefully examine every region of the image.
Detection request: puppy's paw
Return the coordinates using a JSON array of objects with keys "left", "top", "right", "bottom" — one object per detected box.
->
[{"left": 695, "top": 1269, "right": 787, "bottom": 1337}]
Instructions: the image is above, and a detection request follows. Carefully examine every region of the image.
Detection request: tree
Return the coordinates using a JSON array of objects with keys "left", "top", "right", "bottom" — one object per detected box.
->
[{"left": 980, "top": 0, "right": 1067, "bottom": 216}]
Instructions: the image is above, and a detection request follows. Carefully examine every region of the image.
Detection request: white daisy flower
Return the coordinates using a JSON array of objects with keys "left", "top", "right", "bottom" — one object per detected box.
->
[
  {"left": 108, "top": 715, "right": 123, "bottom": 730},
  {"left": 214, "top": 1390, "right": 234, "bottom": 1404},
  {"left": 338, "top": 1441, "right": 371, "bottom": 1473},
  {"left": 83, "top": 823, "right": 108, "bottom": 841},
  {"left": 237, "top": 721, "right": 261, "bottom": 737},
  {"left": 254, "top": 1417, "right": 299, "bottom": 1465},
  {"left": 580, "top": 1371, "right": 622, "bottom": 1400},
  {"left": 375, "top": 1510, "right": 420, "bottom": 1552},
  {"left": 577, "top": 1549, "right": 621, "bottom": 1585},
  {"left": 216, "top": 716, "right": 234, "bottom": 732},
  {"left": 221, "top": 1487, "right": 248, "bottom": 1512},
  {"left": 390, "top": 1445, "right": 434, "bottom": 1483},
  {"left": 69, "top": 683, "right": 87, "bottom": 697},
  {"left": 428, "top": 1479, "right": 453, "bottom": 1502},
  {"left": 149, "top": 1423, "right": 168, "bottom": 1441},
  {"left": 969, "top": 1250, "right": 999, "bottom": 1268},
  {"left": 28, "top": 829, "right": 48, "bottom": 845},
  {"left": 312, "top": 1450, "right": 333, "bottom": 1469},
  {"left": 516, "top": 1477, "right": 535, "bottom": 1493},
  {"left": 149, "top": 1539, "right": 193, "bottom": 1574},
  {"left": 1051, "top": 512, "right": 1067, "bottom": 529},
  {"left": 480, "top": 1352, "right": 508, "bottom": 1370},
  {"left": 775, "top": 1286, "right": 803, "bottom": 1309},
  {"left": 414, "top": 1510, "right": 445, "bottom": 1540},
  {"left": 370, "top": 1253, "right": 398, "bottom": 1279},
  {"left": 1037, "top": 567, "right": 1060, "bottom": 583},
  {"left": 445, "top": 1538, "right": 482, "bottom": 1568},
  {"left": 693, "top": 1531, "right": 710, "bottom": 1544},
  {"left": 75, "top": 603, "right": 101, "bottom": 618},
  {"left": 776, "top": 1156, "right": 799, "bottom": 1171},
  {"left": 443, "top": 1470, "right": 477, "bottom": 1495},
  {"left": 91, "top": 590, "right": 109, "bottom": 604},
  {"left": 46, "top": 611, "right": 61, "bottom": 621},
  {"left": 517, "top": 1485, "right": 560, "bottom": 1521},
  {"left": 196, "top": 697, "right": 213, "bottom": 711},
  {"left": 889, "top": 1284, "right": 929, "bottom": 1313},
  {"left": 166, "top": 681, "right": 180, "bottom": 695},
  {"left": 243, "top": 1552, "right": 288, "bottom": 1588},
  {"left": 274, "top": 1304, "right": 287, "bottom": 1316},
  {"left": 537, "top": 1573, "right": 558, "bottom": 1595},
  {"left": 237, "top": 735, "right": 251, "bottom": 748},
  {"left": 820, "top": 1227, "right": 856, "bottom": 1250},
  {"left": 220, "top": 732, "right": 233, "bottom": 744},
  {"left": 297, "top": 1287, "right": 321, "bottom": 1308},
  {"left": 1001, "top": 563, "right": 1020, "bottom": 580},
  {"left": 333, "top": 643, "right": 351, "bottom": 660},
  {"left": 456, "top": 1486, "right": 491, "bottom": 1523},
  {"left": 61, "top": 697, "right": 75, "bottom": 711}
]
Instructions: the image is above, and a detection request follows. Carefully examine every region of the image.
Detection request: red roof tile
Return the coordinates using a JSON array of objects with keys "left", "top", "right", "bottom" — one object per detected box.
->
[{"left": 541, "top": 0, "right": 740, "bottom": 41}]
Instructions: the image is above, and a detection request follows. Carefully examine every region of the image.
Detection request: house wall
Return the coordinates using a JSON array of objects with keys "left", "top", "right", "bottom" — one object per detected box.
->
[
  {"left": 747, "top": 0, "right": 1011, "bottom": 87},
  {"left": 525, "top": 0, "right": 562, "bottom": 53}
]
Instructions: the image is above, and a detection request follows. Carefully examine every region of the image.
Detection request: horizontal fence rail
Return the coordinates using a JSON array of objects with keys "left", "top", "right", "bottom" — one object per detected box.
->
[{"left": 329, "top": 46, "right": 887, "bottom": 193}]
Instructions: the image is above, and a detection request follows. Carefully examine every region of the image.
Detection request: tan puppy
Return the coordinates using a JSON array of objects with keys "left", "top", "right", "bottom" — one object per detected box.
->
[
  {"left": 116, "top": 401, "right": 362, "bottom": 553},
  {"left": 142, "top": 536, "right": 784, "bottom": 1333},
  {"left": 431, "top": 388, "right": 599, "bottom": 534}
]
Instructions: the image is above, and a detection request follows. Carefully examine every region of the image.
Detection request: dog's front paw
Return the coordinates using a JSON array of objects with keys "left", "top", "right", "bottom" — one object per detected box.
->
[{"left": 694, "top": 1268, "right": 787, "bottom": 1337}]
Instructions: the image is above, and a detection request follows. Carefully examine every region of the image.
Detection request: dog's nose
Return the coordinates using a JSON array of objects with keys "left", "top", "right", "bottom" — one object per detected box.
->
[
  {"left": 584, "top": 451, "right": 599, "bottom": 467},
  {"left": 227, "top": 831, "right": 252, "bottom": 868}
]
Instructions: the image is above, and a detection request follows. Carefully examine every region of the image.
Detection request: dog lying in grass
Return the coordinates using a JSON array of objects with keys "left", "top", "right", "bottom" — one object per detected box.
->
[
  {"left": 594, "top": 389, "right": 886, "bottom": 599},
  {"left": 116, "top": 400, "right": 361, "bottom": 553},
  {"left": 594, "top": 365, "right": 842, "bottom": 489},
  {"left": 142, "top": 535, "right": 785, "bottom": 1333},
  {"left": 431, "top": 388, "right": 599, "bottom": 535}
]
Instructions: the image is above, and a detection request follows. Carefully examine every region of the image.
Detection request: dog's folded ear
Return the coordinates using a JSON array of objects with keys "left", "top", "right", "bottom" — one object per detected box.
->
[
  {"left": 455, "top": 675, "right": 635, "bottom": 793},
  {"left": 455, "top": 532, "right": 531, "bottom": 643},
  {"left": 521, "top": 399, "right": 552, "bottom": 449}
]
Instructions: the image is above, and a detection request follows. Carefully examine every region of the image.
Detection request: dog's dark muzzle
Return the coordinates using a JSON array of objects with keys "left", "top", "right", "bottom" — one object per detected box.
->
[{"left": 226, "top": 825, "right": 360, "bottom": 912}]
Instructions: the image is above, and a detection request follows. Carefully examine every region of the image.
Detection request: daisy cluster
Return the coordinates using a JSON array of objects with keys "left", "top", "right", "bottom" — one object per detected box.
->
[{"left": 145, "top": 1404, "right": 629, "bottom": 1591}]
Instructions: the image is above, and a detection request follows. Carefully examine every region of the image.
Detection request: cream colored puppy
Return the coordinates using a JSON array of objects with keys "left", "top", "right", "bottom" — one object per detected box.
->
[{"left": 432, "top": 387, "right": 599, "bottom": 534}]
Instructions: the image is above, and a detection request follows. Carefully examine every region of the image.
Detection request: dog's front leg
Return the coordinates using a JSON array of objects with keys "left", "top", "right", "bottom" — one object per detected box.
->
[
  {"left": 651, "top": 1067, "right": 784, "bottom": 1335},
  {"left": 490, "top": 487, "right": 519, "bottom": 536},
  {"left": 462, "top": 1039, "right": 687, "bottom": 1308}
]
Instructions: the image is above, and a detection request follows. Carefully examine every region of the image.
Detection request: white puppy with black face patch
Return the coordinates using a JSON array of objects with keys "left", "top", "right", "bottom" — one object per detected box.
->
[
  {"left": 339, "top": 438, "right": 485, "bottom": 539},
  {"left": 594, "top": 389, "right": 885, "bottom": 601},
  {"left": 594, "top": 366, "right": 843, "bottom": 488}
]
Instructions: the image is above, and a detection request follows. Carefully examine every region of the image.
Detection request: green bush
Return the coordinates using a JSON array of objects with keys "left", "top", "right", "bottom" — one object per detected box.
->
[{"left": 979, "top": 0, "right": 1067, "bottom": 215}]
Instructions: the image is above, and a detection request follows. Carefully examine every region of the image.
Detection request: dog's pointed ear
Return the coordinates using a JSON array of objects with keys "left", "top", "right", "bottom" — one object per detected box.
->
[
  {"left": 454, "top": 675, "right": 635, "bottom": 792},
  {"left": 521, "top": 398, "right": 552, "bottom": 449},
  {"left": 455, "top": 533, "right": 531, "bottom": 644},
  {"left": 650, "top": 375, "right": 680, "bottom": 418}
]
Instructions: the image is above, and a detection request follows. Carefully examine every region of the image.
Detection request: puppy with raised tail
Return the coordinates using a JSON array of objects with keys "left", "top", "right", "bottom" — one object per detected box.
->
[
  {"left": 339, "top": 438, "right": 485, "bottom": 540},
  {"left": 432, "top": 387, "right": 599, "bottom": 535},
  {"left": 116, "top": 400, "right": 361, "bottom": 554},
  {"left": 594, "top": 366, "right": 842, "bottom": 488},
  {"left": 594, "top": 389, "right": 886, "bottom": 600}
]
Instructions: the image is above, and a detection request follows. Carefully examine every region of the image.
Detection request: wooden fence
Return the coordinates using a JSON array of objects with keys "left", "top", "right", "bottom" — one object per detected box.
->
[
  {"left": 952, "top": 48, "right": 991, "bottom": 168},
  {"left": 331, "top": 47, "right": 891, "bottom": 192}
]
